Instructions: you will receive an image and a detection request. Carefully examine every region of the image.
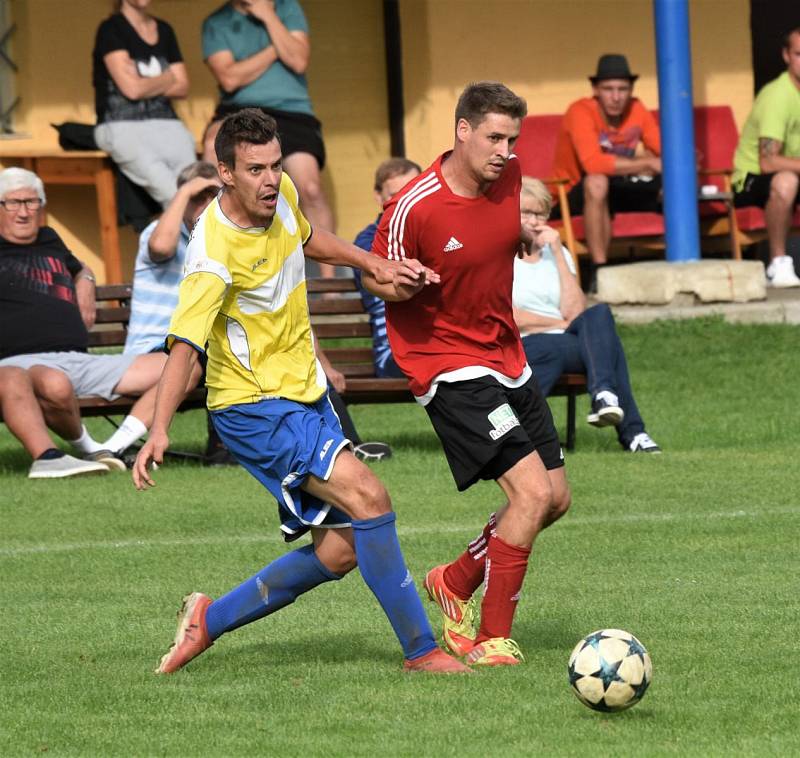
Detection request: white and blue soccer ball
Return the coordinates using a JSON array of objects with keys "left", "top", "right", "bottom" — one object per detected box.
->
[{"left": 568, "top": 629, "right": 652, "bottom": 712}]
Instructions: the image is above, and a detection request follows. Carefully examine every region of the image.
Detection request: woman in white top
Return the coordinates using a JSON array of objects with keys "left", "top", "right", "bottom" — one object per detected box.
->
[{"left": 512, "top": 177, "right": 659, "bottom": 453}]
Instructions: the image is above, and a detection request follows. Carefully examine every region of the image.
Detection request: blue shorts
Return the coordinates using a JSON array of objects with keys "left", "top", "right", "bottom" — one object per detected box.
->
[{"left": 210, "top": 394, "right": 351, "bottom": 542}]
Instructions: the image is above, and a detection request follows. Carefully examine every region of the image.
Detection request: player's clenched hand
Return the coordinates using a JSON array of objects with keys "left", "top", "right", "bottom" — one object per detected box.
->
[{"left": 132, "top": 431, "right": 168, "bottom": 491}]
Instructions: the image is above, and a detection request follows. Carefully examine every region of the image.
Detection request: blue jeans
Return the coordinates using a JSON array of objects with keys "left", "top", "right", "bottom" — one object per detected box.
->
[{"left": 521, "top": 303, "right": 645, "bottom": 446}]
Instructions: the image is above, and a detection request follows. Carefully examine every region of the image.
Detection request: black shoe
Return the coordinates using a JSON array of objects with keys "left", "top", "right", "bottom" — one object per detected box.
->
[
  {"left": 587, "top": 394, "right": 624, "bottom": 428},
  {"left": 353, "top": 441, "right": 393, "bottom": 462},
  {"left": 203, "top": 444, "right": 238, "bottom": 467}
]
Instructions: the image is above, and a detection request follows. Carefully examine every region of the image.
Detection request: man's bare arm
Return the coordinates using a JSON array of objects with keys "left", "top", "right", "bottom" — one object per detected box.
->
[
  {"left": 74, "top": 266, "right": 97, "bottom": 329},
  {"left": 206, "top": 48, "right": 278, "bottom": 93},
  {"left": 132, "top": 342, "right": 199, "bottom": 490},
  {"left": 245, "top": 0, "right": 311, "bottom": 73},
  {"left": 612, "top": 154, "right": 662, "bottom": 176},
  {"left": 758, "top": 137, "right": 800, "bottom": 174}
]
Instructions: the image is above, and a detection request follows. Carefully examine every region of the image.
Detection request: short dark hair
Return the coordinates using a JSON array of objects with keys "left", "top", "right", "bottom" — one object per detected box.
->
[
  {"left": 454, "top": 81, "right": 527, "bottom": 128},
  {"left": 215, "top": 108, "right": 281, "bottom": 168},
  {"left": 176, "top": 160, "right": 219, "bottom": 189},
  {"left": 783, "top": 27, "right": 800, "bottom": 50},
  {"left": 373, "top": 157, "right": 422, "bottom": 192}
]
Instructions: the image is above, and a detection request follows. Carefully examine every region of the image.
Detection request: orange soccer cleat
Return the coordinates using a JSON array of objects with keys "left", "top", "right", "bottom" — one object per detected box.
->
[{"left": 155, "top": 592, "right": 214, "bottom": 674}]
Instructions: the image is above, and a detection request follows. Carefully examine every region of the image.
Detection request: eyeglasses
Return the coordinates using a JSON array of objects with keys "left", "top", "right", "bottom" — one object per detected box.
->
[
  {"left": 0, "top": 197, "right": 43, "bottom": 211},
  {"left": 520, "top": 209, "right": 550, "bottom": 221}
]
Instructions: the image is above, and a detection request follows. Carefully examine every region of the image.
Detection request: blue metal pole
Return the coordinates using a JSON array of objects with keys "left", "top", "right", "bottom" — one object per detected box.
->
[{"left": 653, "top": 0, "right": 700, "bottom": 262}]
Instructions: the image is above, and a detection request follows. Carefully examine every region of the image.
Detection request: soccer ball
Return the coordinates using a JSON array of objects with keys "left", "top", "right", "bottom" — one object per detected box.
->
[{"left": 568, "top": 629, "right": 652, "bottom": 712}]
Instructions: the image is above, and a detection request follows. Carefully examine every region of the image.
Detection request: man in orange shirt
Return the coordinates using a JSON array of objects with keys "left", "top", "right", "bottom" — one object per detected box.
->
[{"left": 554, "top": 55, "right": 662, "bottom": 284}]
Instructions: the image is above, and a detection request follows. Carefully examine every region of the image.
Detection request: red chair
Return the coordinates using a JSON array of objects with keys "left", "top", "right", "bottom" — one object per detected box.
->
[
  {"left": 515, "top": 113, "right": 665, "bottom": 262},
  {"left": 515, "top": 108, "right": 744, "bottom": 261}
]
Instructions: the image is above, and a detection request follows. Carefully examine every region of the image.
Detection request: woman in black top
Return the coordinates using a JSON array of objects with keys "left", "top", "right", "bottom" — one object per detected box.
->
[{"left": 93, "top": 0, "right": 197, "bottom": 207}]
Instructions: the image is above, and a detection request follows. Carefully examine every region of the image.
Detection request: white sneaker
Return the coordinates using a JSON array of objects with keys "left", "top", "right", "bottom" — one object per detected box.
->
[
  {"left": 28, "top": 454, "right": 109, "bottom": 479},
  {"left": 766, "top": 256, "right": 800, "bottom": 288},
  {"left": 628, "top": 433, "right": 661, "bottom": 454},
  {"left": 587, "top": 391, "right": 624, "bottom": 428}
]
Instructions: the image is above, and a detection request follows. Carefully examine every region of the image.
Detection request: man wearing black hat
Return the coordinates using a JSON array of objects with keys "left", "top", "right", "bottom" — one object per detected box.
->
[{"left": 553, "top": 54, "right": 662, "bottom": 284}]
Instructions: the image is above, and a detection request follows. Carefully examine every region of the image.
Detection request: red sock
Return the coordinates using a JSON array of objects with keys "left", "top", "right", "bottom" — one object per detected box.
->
[
  {"left": 443, "top": 513, "right": 497, "bottom": 601},
  {"left": 476, "top": 534, "right": 531, "bottom": 642}
]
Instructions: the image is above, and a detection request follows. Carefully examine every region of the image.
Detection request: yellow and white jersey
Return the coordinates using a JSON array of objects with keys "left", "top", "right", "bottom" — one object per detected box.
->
[{"left": 166, "top": 174, "right": 326, "bottom": 410}]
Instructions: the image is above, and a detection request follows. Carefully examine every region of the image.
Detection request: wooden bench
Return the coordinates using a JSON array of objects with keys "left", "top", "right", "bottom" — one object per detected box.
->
[{"left": 81, "top": 280, "right": 587, "bottom": 450}]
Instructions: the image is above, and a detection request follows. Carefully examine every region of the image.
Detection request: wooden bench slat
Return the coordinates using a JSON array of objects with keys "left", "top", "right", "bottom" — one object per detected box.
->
[
  {"left": 309, "top": 299, "right": 369, "bottom": 315},
  {"left": 311, "top": 322, "right": 372, "bottom": 338}
]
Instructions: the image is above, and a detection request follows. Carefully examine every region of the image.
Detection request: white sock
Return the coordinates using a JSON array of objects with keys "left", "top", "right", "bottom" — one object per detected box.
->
[
  {"left": 67, "top": 424, "right": 104, "bottom": 455},
  {"left": 102, "top": 415, "right": 148, "bottom": 455}
]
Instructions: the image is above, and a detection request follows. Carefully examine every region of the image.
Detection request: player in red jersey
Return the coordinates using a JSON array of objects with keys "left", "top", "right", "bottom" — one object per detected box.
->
[{"left": 365, "top": 82, "right": 572, "bottom": 666}]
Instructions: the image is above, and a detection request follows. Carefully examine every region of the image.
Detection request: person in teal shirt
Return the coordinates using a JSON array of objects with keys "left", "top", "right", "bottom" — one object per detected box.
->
[
  {"left": 200, "top": 0, "right": 336, "bottom": 276},
  {"left": 733, "top": 27, "right": 800, "bottom": 288}
]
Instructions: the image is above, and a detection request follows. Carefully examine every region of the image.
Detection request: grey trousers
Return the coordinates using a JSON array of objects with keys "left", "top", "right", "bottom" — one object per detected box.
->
[{"left": 95, "top": 119, "right": 196, "bottom": 207}]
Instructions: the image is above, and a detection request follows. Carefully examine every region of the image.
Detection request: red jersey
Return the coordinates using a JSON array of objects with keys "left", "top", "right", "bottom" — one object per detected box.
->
[{"left": 371, "top": 152, "right": 527, "bottom": 399}]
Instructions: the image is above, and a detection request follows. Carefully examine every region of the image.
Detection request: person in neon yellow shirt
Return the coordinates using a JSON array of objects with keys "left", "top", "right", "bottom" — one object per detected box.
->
[
  {"left": 132, "top": 109, "right": 468, "bottom": 675},
  {"left": 733, "top": 27, "right": 800, "bottom": 288}
]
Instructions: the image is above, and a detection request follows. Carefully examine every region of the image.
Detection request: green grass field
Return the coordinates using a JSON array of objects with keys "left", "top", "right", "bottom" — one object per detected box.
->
[{"left": 2, "top": 318, "right": 798, "bottom": 756}]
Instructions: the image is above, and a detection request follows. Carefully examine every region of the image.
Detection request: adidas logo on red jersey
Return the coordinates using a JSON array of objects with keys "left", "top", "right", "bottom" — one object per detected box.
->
[{"left": 443, "top": 236, "right": 464, "bottom": 252}]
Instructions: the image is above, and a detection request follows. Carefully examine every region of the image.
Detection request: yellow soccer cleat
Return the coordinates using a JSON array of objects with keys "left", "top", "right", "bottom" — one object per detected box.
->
[
  {"left": 424, "top": 564, "right": 477, "bottom": 657},
  {"left": 465, "top": 637, "right": 525, "bottom": 667}
]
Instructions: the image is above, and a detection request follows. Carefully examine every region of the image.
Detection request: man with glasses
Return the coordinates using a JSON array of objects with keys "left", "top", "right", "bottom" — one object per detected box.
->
[{"left": 0, "top": 168, "right": 185, "bottom": 478}]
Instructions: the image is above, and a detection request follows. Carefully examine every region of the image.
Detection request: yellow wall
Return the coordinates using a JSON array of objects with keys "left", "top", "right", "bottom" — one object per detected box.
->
[
  {"left": 3, "top": 0, "right": 754, "bottom": 281},
  {"left": 5, "top": 0, "right": 389, "bottom": 281},
  {"left": 400, "top": 0, "right": 754, "bottom": 167}
]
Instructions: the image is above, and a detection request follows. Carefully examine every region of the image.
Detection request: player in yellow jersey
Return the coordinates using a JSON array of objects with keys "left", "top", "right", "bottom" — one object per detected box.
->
[{"left": 132, "top": 109, "right": 468, "bottom": 674}]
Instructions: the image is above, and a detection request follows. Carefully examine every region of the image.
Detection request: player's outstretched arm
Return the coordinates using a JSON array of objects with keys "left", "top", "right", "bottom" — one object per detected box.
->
[
  {"left": 361, "top": 259, "right": 437, "bottom": 301},
  {"left": 304, "top": 228, "right": 439, "bottom": 287},
  {"left": 132, "top": 341, "right": 199, "bottom": 491}
]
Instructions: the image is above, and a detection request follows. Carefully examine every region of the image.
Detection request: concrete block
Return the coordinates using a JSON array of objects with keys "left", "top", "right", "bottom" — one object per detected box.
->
[{"left": 597, "top": 260, "right": 766, "bottom": 305}]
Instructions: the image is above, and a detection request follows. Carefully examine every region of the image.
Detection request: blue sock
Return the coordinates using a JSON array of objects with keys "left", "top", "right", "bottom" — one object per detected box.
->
[
  {"left": 351, "top": 512, "right": 437, "bottom": 660},
  {"left": 205, "top": 544, "right": 341, "bottom": 641}
]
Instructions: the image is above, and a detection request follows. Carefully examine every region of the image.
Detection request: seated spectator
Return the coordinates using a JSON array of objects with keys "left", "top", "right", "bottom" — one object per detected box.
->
[
  {"left": 0, "top": 168, "right": 187, "bottom": 477},
  {"left": 512, "top": 178, "right": 660, "bottom": 453},
  {"left": 553, "top": 54, "right": 661, "bottom": 288},
  {"left": 353, "top": 158, "right": 422, "bottom": 378},
  {"left": 93, "top": 0, "right": 196, "bottom": 207},
  {"left": 733, "top": 27, "right": 800, "bottom": 288},
  {"left": 200, "top": 0, "right": 337, "bottom": 276},
  {"left": 125, "top": 161, "right": 236, "bottom": 464},
  {"left": 123, "top": 161, "right": 230, "bottom": 464}
]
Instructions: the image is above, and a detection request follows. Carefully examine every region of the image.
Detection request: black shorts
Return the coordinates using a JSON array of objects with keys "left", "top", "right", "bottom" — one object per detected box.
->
[
  {"left": 211, "top": 104, "right": 326, "bottom": 169},
  {"left": 733, "top": 172, "right": 800, "bottom": 208},
  {"left": 553, "top": 175, "right": 662, "bottom": 218},
  {"left": 424, "top": 374, "right": 564, "bottom": 492}
]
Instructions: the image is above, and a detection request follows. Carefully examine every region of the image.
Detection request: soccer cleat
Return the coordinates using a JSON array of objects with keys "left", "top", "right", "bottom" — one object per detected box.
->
[
  {"left": 423, "top": 564, "right": 477, "bottom": 656},
  {"left": 155, "top": 592, "right": 214, "bottom": 674},
  {"left": 628, "top": 432, "right": 662, "bottom": 454},
  {"left": 85, "top": 449, "right": 127, "bottom": 471},
  {"left": 28, "top": 454, "right": 108, "bottom": 479},
  {"left": 587, "top": 392, "right": 624, "bottom": 428},
  {"left": 766, "top": 255, "right": 800, "bottom": 288},
  {"left": 465, "top": 637, "right": 525, "bottom": 667},
  {"left": 403, "top": 647, "right": 473, "bottom": 674}
]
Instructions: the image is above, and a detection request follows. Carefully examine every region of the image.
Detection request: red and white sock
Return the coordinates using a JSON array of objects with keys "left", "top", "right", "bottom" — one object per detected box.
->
[
  {"left": 443, "top": 513, "right": 497, "bottom": 601},
  {"left": 476, "top": 534, "right": 531, "bottom": 642}
]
